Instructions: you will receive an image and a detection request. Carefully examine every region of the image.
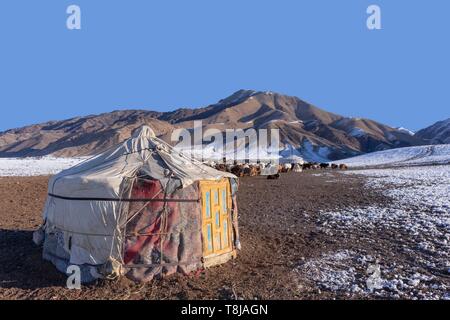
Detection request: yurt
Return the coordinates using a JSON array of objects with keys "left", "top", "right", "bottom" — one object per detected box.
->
[{"left": 34, "top": 126, "right": 240, "bottom": 282}]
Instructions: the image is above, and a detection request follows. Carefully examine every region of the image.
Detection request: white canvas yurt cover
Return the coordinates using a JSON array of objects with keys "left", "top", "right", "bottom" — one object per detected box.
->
[{"left": 36, "top": 126, "right": 240, "bottom": 282}]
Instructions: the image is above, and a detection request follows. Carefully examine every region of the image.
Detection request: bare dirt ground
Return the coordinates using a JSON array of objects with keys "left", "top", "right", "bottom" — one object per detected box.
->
[{"left": 0, "top": 171, "right": 441, "bottom": 300}]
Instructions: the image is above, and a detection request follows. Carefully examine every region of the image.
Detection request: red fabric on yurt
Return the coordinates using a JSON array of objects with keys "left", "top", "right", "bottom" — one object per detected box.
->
[{"left": 123, "top": 177, "right": 203, "bottom": 282}]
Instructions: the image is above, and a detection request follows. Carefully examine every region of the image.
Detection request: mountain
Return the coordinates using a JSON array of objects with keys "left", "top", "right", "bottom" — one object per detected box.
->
[
  {"left": 415, "top": 118, "right": 450, "bottom": 145},
  {"left": 0, "top": 90, "right": 425, "bottom": 160},
  {"left": 0, "top": 111, "right": 175, "bottom": 157}
]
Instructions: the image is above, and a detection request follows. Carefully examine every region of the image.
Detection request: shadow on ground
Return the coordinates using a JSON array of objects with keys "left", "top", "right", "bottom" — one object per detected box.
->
[{"left": 0, "top": 229, "right": 67, "bottom": 290}]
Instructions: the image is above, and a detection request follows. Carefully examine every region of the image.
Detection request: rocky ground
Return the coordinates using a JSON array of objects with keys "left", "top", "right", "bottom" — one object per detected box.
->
[
  {"left": 0, "top": 168, "right": 448, "bottom": 300},
  {"left": 313, "top": 166, "right": 449, "bottom": 299}
]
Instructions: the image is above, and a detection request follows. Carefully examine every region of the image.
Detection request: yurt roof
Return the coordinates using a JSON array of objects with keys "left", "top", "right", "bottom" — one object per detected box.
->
[{"left": 48, "top": 126, "right": 236, "bottom": 199}]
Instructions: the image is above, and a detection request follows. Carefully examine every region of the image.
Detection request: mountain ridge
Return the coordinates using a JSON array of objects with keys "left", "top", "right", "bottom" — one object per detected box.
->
[
  {"left": 415, "top": 118, "right": 450, "bottom": 145},
  {"left": 0, "top": 90, "right": 427, "bottom": 160}
]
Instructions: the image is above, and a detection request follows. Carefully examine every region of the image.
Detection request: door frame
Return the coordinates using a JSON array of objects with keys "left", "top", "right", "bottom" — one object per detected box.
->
[{"left": 199, "top": 178, "right": 235, "bottom": 266}]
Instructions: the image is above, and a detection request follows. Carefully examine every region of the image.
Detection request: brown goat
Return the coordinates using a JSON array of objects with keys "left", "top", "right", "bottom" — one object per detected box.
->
[{"left": 231, "top": 165, "right": 244, "bottom": 177}]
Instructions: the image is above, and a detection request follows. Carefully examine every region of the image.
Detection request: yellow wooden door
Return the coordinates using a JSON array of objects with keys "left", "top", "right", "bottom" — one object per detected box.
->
[{"left": 200, "top": 179, "right": 233, "bottom": 258}]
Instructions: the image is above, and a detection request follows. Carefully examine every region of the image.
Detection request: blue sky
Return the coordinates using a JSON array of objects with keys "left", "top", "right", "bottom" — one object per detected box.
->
[{"left": 0, "top": 0, "right": 448, "bottom": 131}]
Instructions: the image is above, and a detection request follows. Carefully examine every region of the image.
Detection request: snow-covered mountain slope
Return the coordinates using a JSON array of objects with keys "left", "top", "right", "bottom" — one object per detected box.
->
[
  {"left": 334, "top": 144, "right": 450, "bottom": 168},
  {"left": 396, "top": 127, "right": 415, "bottom": 136},
  {"left": 0, "top": 157, "right": 85, "bottom": 176},
  {"left": 180, "top": 141, "right": 326, "bottom": 163},
  {"left": 3, "top": 144, "right": 448, "bottom": 177}
]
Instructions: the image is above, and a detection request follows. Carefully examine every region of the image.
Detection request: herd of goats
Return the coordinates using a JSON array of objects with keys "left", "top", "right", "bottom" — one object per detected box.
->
[{"left": 205, "top": 161, "right": 349, "bottom": 179}]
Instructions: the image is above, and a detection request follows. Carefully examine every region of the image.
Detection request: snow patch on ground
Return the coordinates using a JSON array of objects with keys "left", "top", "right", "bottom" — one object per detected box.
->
[
  {"left": 0, "top": 157, "right": 85, "bottom": 176},
  {"left": 294, "top": 250, "right": 437, "bottom": 298},
  {"left": 306, "top": 165, "right": 450, "bottom": 299},
  {"left": 295, "top": 250, "right": 360, "bottom": 292}
]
